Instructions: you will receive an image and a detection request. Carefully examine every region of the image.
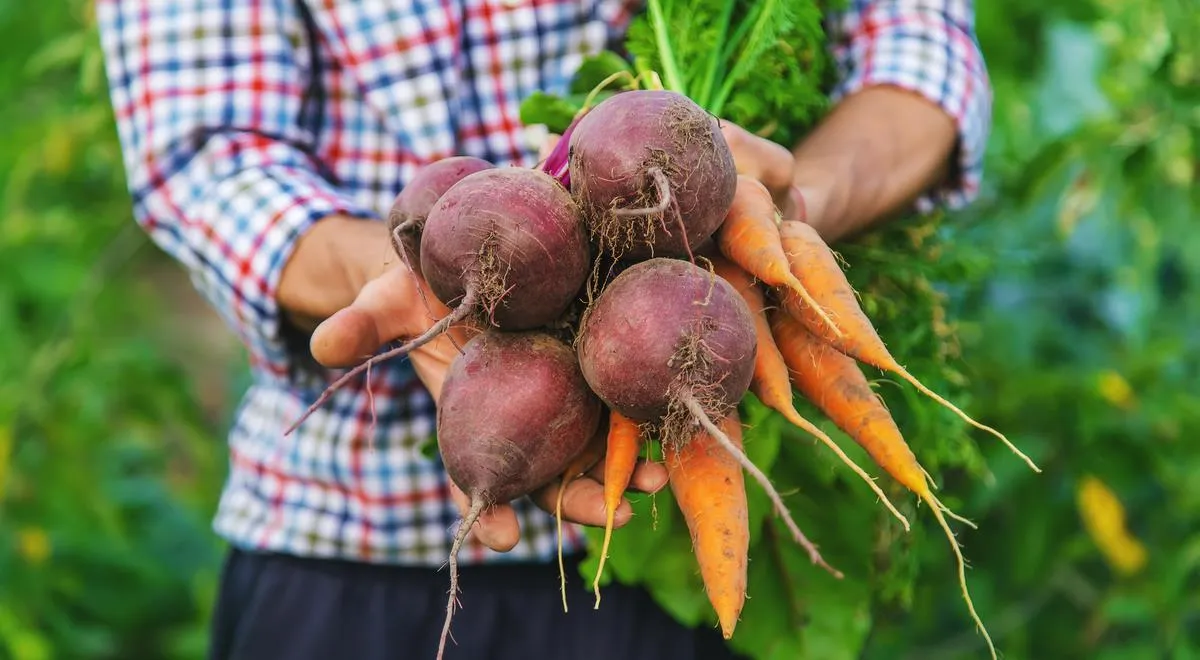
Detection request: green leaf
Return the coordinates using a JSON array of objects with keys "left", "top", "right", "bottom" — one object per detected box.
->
[
  {"left": 517, "top": 91, "right": 579, "bottom": 133},
  {"left": 568, "top": 51, "right": 636, "bottom": 96}
]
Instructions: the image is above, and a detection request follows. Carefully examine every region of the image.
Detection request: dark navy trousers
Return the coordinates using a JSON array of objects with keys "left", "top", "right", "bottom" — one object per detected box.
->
[{"left": 208, "top": 547, "right": 746, "bottom": 660}]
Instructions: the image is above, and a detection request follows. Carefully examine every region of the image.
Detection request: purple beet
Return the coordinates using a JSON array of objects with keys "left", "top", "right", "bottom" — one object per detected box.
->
[
  {"left": 568, "top": 90, "right": 738, "bottom": 261},
  {"left": 420, "top": 167, "right": 591, "bottom": 330},
  {"left": 285, "top": 167, "right": 589, "bottom": 437},
  {"left": 435, "top": 330, "right": 602, "bottom": 660}
]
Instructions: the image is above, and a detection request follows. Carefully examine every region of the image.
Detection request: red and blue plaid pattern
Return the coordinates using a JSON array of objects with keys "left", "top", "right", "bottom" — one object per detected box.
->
[{"left": 97, "top": 0, "right": 991, "bottom": 567}]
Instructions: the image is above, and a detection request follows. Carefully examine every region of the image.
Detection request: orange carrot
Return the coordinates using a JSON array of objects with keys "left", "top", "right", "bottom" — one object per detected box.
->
[
  {"left": 554, "top": 427, "right": 607, "bottom": 613},
  {"left": 716, "top": 176, "right": 842, "bottom": 340},
  {"left": 710, "top": 254, "right": 910, "bottom": 531},
  {"left": 770, "top": 310, "right": 997, "bottom": 660},
  {"left": 664, "top": 410, "right": 749, "bottom": 639},
  {"left": 592, "top": 410, "right": 642, "bottom": 608},
  {"left": 776, "top": 219, "right": 1039, "bottom": 473}
]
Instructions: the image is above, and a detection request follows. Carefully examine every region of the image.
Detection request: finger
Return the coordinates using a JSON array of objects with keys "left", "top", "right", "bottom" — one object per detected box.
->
[
  {"left": 628, "top": 459, "right": 669, "bottom": 494},
  {"left": 532, "top": 477, "right": 634, "bottom": 528},
  {"left": 720, "top": 122, "right": 795, "bottom": 204},
  {"left": 583, "top": 449, "right": 668, "bottom": 495},
  {"left": 780, "top": 184, "right": 808, "bottom": 223},
  {"left": 475, "top": 504, "right": 521, "bottom": 552},
  {"left": 311, "top": 266, "right": 451, "bottom": 368},
  {"left": 448, "top": 480, "right": 521, "bottom": 552}
]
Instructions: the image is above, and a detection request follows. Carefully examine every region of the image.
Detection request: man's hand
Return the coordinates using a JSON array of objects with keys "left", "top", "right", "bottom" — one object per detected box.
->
[
  {"left": 718, "top": 121, "right": 796, "bottom": 209},
  {"left": 308, "top": 261, "right": 469, "bottom": 402},
  {"left": 787, "top": 86, "right": 959, "bottom": 243}
]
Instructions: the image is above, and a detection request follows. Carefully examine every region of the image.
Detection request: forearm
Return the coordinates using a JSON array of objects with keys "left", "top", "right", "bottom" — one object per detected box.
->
[
  {"left": 791, "top": 85, "right": 958, "bottom": 243},
  {"left": 278, "top": 215, "right": 392, "bottom": 331}
]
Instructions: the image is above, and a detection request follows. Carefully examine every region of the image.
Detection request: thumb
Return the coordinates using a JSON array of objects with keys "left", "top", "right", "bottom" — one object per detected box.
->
[{"left": 310, "top": 265, "right": 449, "bottom": 368}]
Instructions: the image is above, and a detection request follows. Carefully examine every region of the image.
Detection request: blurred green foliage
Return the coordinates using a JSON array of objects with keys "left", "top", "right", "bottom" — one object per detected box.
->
[
  {"left": 0, "top": 0, "right": 1196, "bottom": 659},
  {"left": 0, "top": 2, "right": 231, "bottom": 658}
]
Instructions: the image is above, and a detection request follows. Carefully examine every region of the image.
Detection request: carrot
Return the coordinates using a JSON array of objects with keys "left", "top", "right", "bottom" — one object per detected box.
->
[
  {"left": 592, "top": 410, "right": 642, "bottom": 609},
  {"left": 776, "top": 219, "right": 1039, "bottom": 473},
  {"left": 710, "top": 254, "right": 910, "bottom": 531},
  {"left": 553, "top": 428, "right": 607, "bottom": 613},
  {"left": 715, "top": 176, "right": 842, "bottom": 340},
  {"left": 770, "top": 310, "right": 997, "bottom": 660},
  {"left": 664, "top": 410, "right": 749, "bottom": 639}
]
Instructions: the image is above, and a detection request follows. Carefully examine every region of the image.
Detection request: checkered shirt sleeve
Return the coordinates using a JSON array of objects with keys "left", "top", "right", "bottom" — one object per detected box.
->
[
  {"left": 96, "top": 0, "right": 379, "bottom": 378},
  {"left": 826, "top": 0, "right": 993, "bottom": 211}
]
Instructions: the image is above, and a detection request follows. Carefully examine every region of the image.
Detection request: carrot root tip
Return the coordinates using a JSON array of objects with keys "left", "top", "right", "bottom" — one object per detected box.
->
[
  {"left": 925, "top": 495, "right": 997, "bottom": 660},
  {"left": 555, "top": 476, "right": 570, "bottom": 614},
  {"left": 897, "top": 366, "right": 1040, "bottom": 474},
  {"left": 776, "top": 403, "right": 911, "bottom": 532}
]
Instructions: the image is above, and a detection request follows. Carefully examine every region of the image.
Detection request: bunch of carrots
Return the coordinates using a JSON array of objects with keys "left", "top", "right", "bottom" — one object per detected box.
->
[{"left": 569, "top": 175, "right": 1040, "bottom": 660}]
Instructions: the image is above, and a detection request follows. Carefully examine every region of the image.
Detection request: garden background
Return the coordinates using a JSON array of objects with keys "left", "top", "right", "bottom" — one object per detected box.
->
[{"left": 1, "top": 0, "right": 1196, "bottom": 658}]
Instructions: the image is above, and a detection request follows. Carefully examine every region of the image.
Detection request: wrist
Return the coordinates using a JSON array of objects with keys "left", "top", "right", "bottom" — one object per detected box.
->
[
  {"left": 790, "top": 156, "right": 852, "bottom": 242},
  {"left": 279, "top": 214, "right": 390, "bottom": 327}
]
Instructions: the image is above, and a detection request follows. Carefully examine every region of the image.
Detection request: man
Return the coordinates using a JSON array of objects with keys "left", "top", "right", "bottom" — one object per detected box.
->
[{"left": 97, "top": 0, "right": 990, "bottom": 658}]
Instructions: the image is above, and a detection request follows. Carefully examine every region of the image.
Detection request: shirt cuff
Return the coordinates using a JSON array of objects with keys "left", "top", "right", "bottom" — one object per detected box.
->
[{"left": 829, "top": 5, "right": 993, "bottom": 213}]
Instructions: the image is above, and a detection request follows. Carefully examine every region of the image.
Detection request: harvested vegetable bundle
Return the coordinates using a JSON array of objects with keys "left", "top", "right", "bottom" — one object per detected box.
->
[
  {"left": 509, "top": 0, "right": 1033, "bottom": 654},
  {"left": 284, "top": 0, "right": 1033, "bottom": 648}
]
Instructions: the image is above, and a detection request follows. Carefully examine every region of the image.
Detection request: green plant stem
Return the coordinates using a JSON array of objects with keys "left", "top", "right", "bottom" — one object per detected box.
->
[
  {"left": 718, "top": 5, "right": 760, "bottom": 80},
  {"left": 695, "top": 0, "right": 738, "bottom": 109},
  {"left": 710, "top": 0, "right": 778, "bottom": 116},
  {"left": 647, "top": 0, "right": 685, "bottom": 94}
]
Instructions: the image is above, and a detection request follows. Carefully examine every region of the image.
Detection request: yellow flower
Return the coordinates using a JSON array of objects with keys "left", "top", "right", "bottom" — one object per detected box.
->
[
  {"left": 17, "top": 528, "right": 51, "bottom": 566},
  {"left": 1096, "top": 370, "right": 1136, "bottom": 410},
  {"left": 1076, "top": 475, "right": 1147, "bottom": 576}
]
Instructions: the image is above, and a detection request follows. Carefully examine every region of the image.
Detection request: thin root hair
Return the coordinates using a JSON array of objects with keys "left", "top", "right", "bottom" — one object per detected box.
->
[{"left": 283, "top": 290, "right": 477, "bottom": 436}]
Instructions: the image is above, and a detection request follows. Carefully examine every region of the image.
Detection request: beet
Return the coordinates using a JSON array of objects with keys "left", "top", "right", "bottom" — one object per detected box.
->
[
  {"left": 576, "top": 258, "right": 823, "bottom": 576},
  {"left": 387, "top": 156, "right": 495, "bottom": 266},
  {"left": 420, "top": 168, "right": 591, "bottom": 330},
  {"left": 577, "top": 257, "right": 756, "bottom": 432},
  {"left": 568, "top": 90, "right": 738, "bottom": 261},
  {"left": 435, "top": 330, "right": 601, "bottom": 659}
]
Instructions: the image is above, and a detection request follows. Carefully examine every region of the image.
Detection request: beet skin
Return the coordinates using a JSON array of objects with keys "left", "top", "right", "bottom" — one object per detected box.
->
[
  {"left": 437, "top": 331, "right": 602, "bottom": 504},
  {"left": 421, "top": 168, "right": 590, "bottom": 330},
  {"left": 568, "top": 90, "right": 738, "bottom": 261},
  {"left": 388, "top": 156, "right": 495, "bottom": 264}
]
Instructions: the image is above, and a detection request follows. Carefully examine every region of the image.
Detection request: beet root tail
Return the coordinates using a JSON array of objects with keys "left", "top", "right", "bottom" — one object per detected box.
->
[
  {"left": 437, "top": 497, "right": 486, "bottom": 660},
  {"left": 682, "top": 393, "right": 842, "bottom": 579},
  {"left": 284, "top": 293, "right": 475, "bottom": 436}
]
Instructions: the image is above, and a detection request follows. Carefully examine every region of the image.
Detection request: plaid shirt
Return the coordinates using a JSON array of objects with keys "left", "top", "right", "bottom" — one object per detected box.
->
[{"left": 98, "top": 0, "right": 991, "bottom": 567}]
